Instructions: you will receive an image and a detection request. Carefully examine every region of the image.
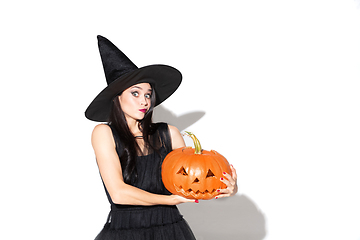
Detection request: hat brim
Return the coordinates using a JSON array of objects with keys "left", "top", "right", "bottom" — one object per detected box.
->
[{"left": 85, "top": 64, "right": 182, "bottom": 122}]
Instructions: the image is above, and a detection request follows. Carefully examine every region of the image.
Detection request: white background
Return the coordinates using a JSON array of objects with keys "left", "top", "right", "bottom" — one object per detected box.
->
[{"left": 1, "top": 1, "right": 360, "bottom": 240}]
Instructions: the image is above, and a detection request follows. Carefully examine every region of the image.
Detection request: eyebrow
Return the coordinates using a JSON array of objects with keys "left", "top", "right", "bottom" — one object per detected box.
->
[{"left": 132, "top": 86, "right": 152, "bottom": 92}]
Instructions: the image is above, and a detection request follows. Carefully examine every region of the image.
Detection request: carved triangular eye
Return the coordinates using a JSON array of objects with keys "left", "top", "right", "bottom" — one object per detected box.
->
[
  {"left": 177, "top": 167, "right": 188, "bottom": 176},
  {"left": 206, "top": 169, "right": 215, "bottom": 178}
]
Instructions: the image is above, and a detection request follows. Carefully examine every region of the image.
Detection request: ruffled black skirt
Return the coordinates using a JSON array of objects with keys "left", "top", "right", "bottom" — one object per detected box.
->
[{"left": 95, "top": 205, "right": 196, "bottom": 240}]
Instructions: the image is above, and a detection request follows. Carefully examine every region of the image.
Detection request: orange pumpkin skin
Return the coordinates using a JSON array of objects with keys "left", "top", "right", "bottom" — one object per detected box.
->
[{"left": 162, "top": 145, "right": 231, "bottom": 200}]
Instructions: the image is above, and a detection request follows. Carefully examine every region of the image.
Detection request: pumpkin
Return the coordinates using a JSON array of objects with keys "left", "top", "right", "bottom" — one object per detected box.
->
[{"left": 161, "top": 132, "right": 231, "bottom": 200}]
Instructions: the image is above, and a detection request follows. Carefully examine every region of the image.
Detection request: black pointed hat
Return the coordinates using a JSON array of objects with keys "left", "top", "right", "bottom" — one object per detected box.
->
[{"left": 85, "top": 35, "right": 182, "bottom": 122}]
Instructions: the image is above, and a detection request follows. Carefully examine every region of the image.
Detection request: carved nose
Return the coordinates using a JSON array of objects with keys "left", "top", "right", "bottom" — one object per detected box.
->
[{"left": 192, "top": 178, "right": 200, "bottom": 184}]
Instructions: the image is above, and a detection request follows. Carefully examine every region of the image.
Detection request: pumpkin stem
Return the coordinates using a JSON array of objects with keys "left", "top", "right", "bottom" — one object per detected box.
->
[{"left": 184, "top": 131, "right": 202, "bottom": 154}]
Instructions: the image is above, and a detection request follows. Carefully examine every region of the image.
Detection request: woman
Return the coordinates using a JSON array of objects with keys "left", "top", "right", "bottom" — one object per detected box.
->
[{"left": 85, "top": 35, "right": 238, "bottom": 240}]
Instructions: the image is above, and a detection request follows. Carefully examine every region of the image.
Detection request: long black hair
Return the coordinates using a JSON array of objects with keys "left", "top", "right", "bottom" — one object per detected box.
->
[{"left": 108, "top": 87, "right": 157, "bottom": 184}]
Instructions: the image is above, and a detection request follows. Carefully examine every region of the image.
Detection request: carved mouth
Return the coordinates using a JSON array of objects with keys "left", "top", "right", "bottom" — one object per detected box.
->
[{"left": 175, "top": 185, "right": 217, "bottom": 199}]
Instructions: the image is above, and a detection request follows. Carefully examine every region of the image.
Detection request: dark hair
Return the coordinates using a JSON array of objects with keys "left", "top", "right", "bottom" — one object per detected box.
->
[{"left": 108, "top": 87, "right": 157, "bottom": 184}]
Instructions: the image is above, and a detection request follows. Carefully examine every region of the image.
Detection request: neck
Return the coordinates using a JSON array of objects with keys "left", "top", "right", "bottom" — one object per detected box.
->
[{"left": 126, "top": 117, "right": 141, "bottom": 136}]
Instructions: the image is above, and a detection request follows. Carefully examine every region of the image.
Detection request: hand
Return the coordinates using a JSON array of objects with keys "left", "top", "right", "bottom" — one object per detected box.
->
[
  {"left": 216, "top": 164, "right": 238, "bottom": 199},
  {"left": 170, "top": 195, "right": 199, "bottom": 205}
]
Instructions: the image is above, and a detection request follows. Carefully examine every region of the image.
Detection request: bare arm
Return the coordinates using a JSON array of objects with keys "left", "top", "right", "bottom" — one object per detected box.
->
[{"left": 91, "top": 124, "right": 194, "bottom": 205}]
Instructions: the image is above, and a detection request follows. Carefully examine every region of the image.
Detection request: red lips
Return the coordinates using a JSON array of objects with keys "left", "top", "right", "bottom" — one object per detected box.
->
[{"left": 139, "top": 109, "right": 147, "bottom": 113}]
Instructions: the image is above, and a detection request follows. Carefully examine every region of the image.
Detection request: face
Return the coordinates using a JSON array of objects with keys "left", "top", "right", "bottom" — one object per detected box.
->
[{"left": 118, "top": 83, "right": 153, "bottom": 122}]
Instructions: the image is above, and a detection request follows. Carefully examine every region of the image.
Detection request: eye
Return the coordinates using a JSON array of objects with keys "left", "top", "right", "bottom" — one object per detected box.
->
[
  {"left": 145, "top": 93, "right": 151, "bottom": 99},
  {"left": 177, "top": 167, "right": 188, "bottom": 176},
  {"left": 206, "top": 169, "right": 215, "bottom": 178},
  {"left": 131, "top": 91, "right": 139, "bottom": 97}
]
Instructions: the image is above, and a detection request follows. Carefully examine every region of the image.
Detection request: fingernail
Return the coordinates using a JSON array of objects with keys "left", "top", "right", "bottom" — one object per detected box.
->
[
  {"left": 217, "top": 189, "right": 220, "bottom": 192},
  {"left": 223, "top": 172, "right": 226, "bottom": 175},
  {"left": 215, "top": 197, "right": 218, "bottom": 199},
  {"left": 220, "top": 177, "right": 224, "bottom": 180},
  {"left": 195, "top": 199, "right": 199, "bottom": 203}
]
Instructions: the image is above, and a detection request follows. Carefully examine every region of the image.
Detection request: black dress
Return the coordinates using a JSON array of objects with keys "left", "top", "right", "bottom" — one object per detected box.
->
[{"left": 95, "top": 123, "right": 196, "bottom": 240}]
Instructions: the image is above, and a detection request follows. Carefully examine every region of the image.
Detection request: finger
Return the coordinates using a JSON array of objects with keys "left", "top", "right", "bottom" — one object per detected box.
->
[
  {"left": 217, "top": 188, "right": 231, "bottom": 194},
  {"left": 222, "top": 172, "right": 236, "bottom": 186},
  {"left": 185, "top": 197, "right": 199, "bottom": 203},
  {"left": 175, "top": 195, "right": 199, "bottom": 204},
  {"left": 215, "top": 193, "right": 231, "bottom": 199},
  {"left": 230, "top": 164, "right": 238, "bottom": 181},
  {"left": 220, "top": 176, "right": 231, "bottom": 187},
  {"left": 184, "top": 197, "right": 199, "bottom": 203},
  {"left": 219, "top": 178, "right": 236, "bottom": 194}
]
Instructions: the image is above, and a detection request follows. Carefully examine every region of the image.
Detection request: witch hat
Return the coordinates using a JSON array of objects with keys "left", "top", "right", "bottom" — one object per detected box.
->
[{"left": 85, "top": 35, "right": 182, "bottom": 122}]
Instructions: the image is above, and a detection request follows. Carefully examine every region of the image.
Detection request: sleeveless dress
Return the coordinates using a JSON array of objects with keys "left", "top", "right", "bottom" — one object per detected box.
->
[{"left": 94, "top": 123, "right": 196, "bottom": 240}]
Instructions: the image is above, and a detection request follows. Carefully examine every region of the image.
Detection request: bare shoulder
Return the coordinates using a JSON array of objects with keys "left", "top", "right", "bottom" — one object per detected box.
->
[
  {"left": 168, "top": 125, "right": 186, "bottom": 149},
  {"left": 91, "top": 124, "right": 114, "bottom": 147},
  {"left": 168, "top": 124, "right": 180, "bottom": 135},
  {"left": 92, "top": 123, "right": 111, "bottom": 134},
  {"left": 92, "top": 123, "right": 112, "bottom": 139}
]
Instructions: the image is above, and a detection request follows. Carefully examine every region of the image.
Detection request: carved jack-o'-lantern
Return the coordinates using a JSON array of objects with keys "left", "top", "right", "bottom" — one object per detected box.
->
[{"left": 162, "top": 132, "right": 231, "bottom": 200}]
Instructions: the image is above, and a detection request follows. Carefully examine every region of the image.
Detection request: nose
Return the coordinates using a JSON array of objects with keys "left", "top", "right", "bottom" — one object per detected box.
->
[
  {"left": 192, "top": 178, "right": 200, "bottom": 184},
  {"left": 140, "top": 95, "right": 148, "bottom": 106}
]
